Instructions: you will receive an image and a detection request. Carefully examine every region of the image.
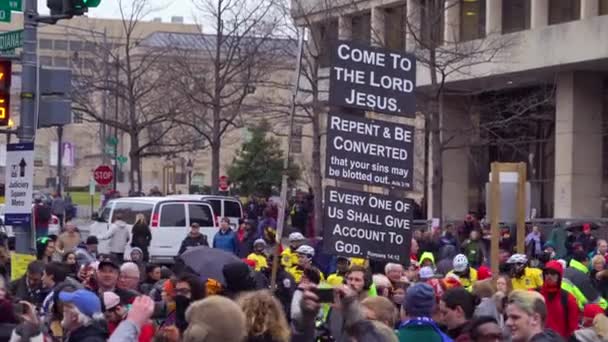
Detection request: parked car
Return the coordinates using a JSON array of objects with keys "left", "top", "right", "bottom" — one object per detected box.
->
[
  {"left": 168, "top": 195, "right": 243, "bottom": 229},
  {"left": 89, "top": 197, "right": 217, "bottom": 264}
]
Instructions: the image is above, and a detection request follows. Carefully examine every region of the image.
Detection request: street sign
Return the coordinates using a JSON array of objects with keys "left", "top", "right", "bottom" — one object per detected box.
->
[
  {"left": 323, "top": 186, "right": 413, "bottom": 264},
  {"left": 106, "top": 136, "right": 118, "bottom": 146},
  {"left": 4, "top": 143, "right": 34, "bottom": 225},
  {"left": 0, "top": 30, "right": 22, "bottom": 51},
  {"left": 219, "top": 175, "right": 229, "bottom": 191},
  {"left": 0, "top": 10, "right": 10, "bottom": 23},
  {"left": 116, "top": 155, "right": 127, "bottom": 165},
  {"left": 0, "top": 0, "right": 22, "bottom": 11},
  {"left": 325, "top": 113, "right": 414, "bottom": 190},
  {"left": 89, "top": 178, "right": 95, "bottom": 195},
  {"left": 94, "top": 165, "right": 113, "bottom": 186}
]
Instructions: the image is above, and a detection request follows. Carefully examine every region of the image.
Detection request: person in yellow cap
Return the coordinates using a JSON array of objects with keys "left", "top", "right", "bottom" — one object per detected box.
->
[
  {"left": 246, "top": 239, "right": 268, "bottom": 271},
  {"left": 281, "top": 232, "right": 305, "bottom": 269},
  {"left": 327, "top": 256, "right": 350, "bottom": 287}
]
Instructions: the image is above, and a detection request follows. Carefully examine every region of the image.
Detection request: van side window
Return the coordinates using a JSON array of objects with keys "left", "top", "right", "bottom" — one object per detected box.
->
[
  {"left": 100, "top": 207, "right": 111, "bottom": 223},
  {"left": 112, "top": 202, "right": 153, "bottom": 224},
  {"left": 224, "top": 201, "right": 242, "bottom": 217},
  {"left": 207, "top": 200, "right": 221, "bottom": 217},
  {"left": 160, "top": 204, "right": 187, "bottom": 227},
  {"left": 189, "top": 204, "right": 213, "bottom": 227}
]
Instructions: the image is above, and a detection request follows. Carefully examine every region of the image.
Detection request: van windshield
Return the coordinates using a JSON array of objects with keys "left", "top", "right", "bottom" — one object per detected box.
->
[{"left": 112, "top": 202, "right": 153, "bottom": 224}]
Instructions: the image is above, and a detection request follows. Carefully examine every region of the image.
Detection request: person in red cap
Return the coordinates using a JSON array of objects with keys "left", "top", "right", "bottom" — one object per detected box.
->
[
  {"left": 540, "top": 260, "right": 579, "bottom": 339},
  {"left": 577, "top": 224, "right": 597, "bottom": 254},
  {"left": 477, "top": 266, "right": 492, "bottom": 281},
  {"left": 582, "top": 303, "right": 604, "bottom": 327}
]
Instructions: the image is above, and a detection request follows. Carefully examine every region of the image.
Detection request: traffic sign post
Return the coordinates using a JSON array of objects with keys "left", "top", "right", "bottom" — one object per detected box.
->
[
  {"left": 94, "top": 165, "right": 113, "bottom": 186},
  {"left": 5, "top": 143, "right": 34, "bottom": 254}
]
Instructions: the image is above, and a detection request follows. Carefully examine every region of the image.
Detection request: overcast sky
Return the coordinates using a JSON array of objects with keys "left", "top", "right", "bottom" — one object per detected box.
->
[{"left": 38, "top": 0, "right": 199, "bottom": 23}]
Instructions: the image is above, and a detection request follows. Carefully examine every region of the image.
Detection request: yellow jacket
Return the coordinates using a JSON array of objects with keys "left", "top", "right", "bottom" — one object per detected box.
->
[
  {"left": 247, "top": 253, "right": 268, "bottom": 271},
  {"left": 281, "top": 247, "right": 298, "bottom": 269},
  {"left": 511, "top": 267, "right": 543, "bottom": 290},
  {"left": 447, "top": 267, "right": 478, "bottom": 290}
]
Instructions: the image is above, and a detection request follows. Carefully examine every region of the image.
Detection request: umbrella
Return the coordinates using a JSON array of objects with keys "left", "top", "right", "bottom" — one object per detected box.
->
[
  {"left": 565, "top": 222, "right": 601, "bottom": 232},
  {"left": 178, "top": 246, "right": 242, "bottom": 285}
]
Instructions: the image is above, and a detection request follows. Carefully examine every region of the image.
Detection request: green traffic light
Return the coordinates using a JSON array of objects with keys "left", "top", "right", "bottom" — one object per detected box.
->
[{"left": 83, "top": 0, "right": 101, "bottom": 7}]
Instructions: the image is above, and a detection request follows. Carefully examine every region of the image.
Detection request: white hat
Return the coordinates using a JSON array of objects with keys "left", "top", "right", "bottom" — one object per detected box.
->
[
  {"left": 102, "top": 291, "right": 120, "bottom": 311},
  {"left": 254, "top": 238, "right": 266, "bottom": 246},
  {"left": 288, "top": 232, "right": 305, "bottom": 242},
  {"left": 296, "top": 245, "right": 315, "bottom": 257},
  {"left": 419, "top": 266, "right": 435, "bottom": 280}
]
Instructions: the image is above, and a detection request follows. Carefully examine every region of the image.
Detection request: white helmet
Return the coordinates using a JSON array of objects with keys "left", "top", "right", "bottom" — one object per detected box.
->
[
  {"left": 453, "top": 254, "right": 469, "bottom": 272},
  {"left": 296, "top": 245, "right": 315, "bottom": 258},
  {"left": 288, "top": 232, "right": 305, "bottom": 242},
  {"left": 253, "top": 238, "right": 266, "bottom": 247},
  {"left": 507, "top": 253, "right": 528, "bottom": 265}
]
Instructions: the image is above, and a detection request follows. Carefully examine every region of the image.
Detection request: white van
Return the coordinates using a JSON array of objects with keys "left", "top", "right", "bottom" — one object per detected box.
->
[
  {"left": 89, "top": 197, "right": 217, "bottom": 263},
  {"left": 168, "top": 195, "right": 243, "bottom": 229}
]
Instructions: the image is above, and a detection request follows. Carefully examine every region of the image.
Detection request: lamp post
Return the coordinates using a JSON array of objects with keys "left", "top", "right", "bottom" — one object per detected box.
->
[{"left": 186, "top": 159, "right": 193, "bottom": 194}]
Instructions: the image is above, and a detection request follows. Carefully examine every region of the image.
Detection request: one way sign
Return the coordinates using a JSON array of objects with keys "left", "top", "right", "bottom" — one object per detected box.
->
[{"left": 5, "top": 143, "right": 34, "bottom": 225}]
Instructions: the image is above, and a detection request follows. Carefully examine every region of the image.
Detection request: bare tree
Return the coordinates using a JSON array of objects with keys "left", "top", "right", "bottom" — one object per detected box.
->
[
  {"left": 167, "top": 0, "right": 286, "bottom": 194},
  {"left": 71, "top": 0, "right": 190, "bottom": 192}
]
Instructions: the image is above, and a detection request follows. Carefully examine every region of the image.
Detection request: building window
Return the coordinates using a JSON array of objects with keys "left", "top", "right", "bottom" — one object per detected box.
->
[
  {"left": 54, "top": 40, "right": 68, "bottom": 50},
  {"left": 549, "top": 0, "right": 580, "bottom": 25},
  {"left": 291, "top": 125, "right": 302, "bottom": 154},
  {"left": 420, "top": 1, "right": 445, "bottom": 47},
  {"left": 54, "top": 57, "right": 68, "bottom": 67},
  {"left": 84, "top": 41, "right": 97, "bottom": 52},
  {"left": 69, "top": 40, "right": 83, "bottom": 51},
  {"left": 502, "top": 0, "right": 530, "bottom": 33},
  {"left": 40, "top": 55, "right": 52, "bottom": 66},
  {"left": 352, "top": 12, "right": 371, "bottom": 44},
  {"left": 40, "top": 39, "right": 53, "bottom": 49},
  {"left": 385, "top": 5, "right": 406, "bottom": 50},
  {"left": 601, "top": 0, "right": 608, "bottom": 15},
  {"left": 460, "top": 0, "right": 486, "bottom": 41},
  {"left": 317, "top": 20, "right": 338, "bottom": 68}
]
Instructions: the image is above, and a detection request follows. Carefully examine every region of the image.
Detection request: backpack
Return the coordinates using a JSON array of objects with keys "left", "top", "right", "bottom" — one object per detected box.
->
[{"left": 37, "top": 204, "right": 51, "bottom": 222}]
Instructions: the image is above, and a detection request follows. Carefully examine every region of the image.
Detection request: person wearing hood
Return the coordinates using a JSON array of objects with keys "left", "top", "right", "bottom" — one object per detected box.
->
[
  {"left": 59, "top": 289, "right": 109, "bottom": 342},
  {"left": 237, "top": 219, "right": 257, "bottom": 259},
  {"left": 506, "top": 290, "right": 565, "bottom": 342},
  {"left": 99, "top": 212, "right": 130, "bottom": 263},
  {"left": 420, "top": 252, "right": 436, "bottom": 269},
  {"left": 539, "top": 260, "right": 579, "bottom": 339},
  {"left": 129, "top": 247, "right": 146, "bottom": 279},
  {"left": 571, "top": 312, "right": 608, "bottom": 342},
  {"left": 178, "top": 223, "right": 209, "bottom": 255},
  {"left": 171, "top": 273, "right": 206, "bottom": 333},
  {"left": 563, "top": 250, "right": 608, "bottom": 310}
]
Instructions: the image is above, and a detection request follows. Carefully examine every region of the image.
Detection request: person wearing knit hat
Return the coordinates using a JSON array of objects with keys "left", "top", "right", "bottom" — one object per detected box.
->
[
  {"left": 477, "top": 265, "right": 492, "bottom": 281},
  {"left": 182, "top": 296, "right": 246, "bottom": 342},
  {"left": 246, "top": 239, "right": 268, "bottom": 271},
  {"left": 582, "top": 303, "right": 605, "bottom": 327},
  {"left": 398, "top": 283, "right": 452, "bottom": 341}
]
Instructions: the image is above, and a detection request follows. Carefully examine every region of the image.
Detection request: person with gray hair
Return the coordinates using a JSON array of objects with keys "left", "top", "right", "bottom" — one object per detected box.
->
[
  {"left": 384, "top": 263, "right": 404, "bottom": 284},
  {"left": 118, "top": 262, "right": 141, "bottom": 293},
  {"left": 59, "top": 289, "right": 108, "bottom": 341}
]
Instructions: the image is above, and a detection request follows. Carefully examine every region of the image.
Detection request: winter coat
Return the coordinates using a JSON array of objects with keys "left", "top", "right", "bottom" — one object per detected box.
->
[
  {"left": 447, "top": 322, "right": 471, "bottom": 342},
  {"left": 0, "top": 322, "right": 16, "bottom": 341},
  {"left": 131, "top": 223, "right": 152, "bottom": 248},
  {"left": 569, "top": 315, "right": 608, "bottom": 342},
  {"left": 462, "top": 239, "right": 484, "bottom": 268},
  {"left": 74, "top": 244, "right": 96, "bottom": 266},
  {"left": 541, "top": 261, "right": 579, "bottom": 339},
  {"left": 237, "top": 230, "right": 256, "bottom": 258},
  {"left": 213, "top": 229, "right": 238, "bottom": 254},
  {"left": 8, "top": 277, "right": 41, "bottom": 306},
  {"left": 564, "top": 259, "right": 607, "bottom": 309},
  {"left": 474, "top": 297, "right": 501, "bottom": 323},
  {"left": 99, "top": 220, "right": 130, "bottom": 254},
  {"left": 398, "top": 317, "right": 452, "bottom": 342},
  {"left": 65, "top": 320, "right": 109, "bottom": 342},
  {"left": 529, "top": 330, "right": 566, "bottom": 342},
  {"left": 178, "top": 234, "right": 208, "bottom": 255}
]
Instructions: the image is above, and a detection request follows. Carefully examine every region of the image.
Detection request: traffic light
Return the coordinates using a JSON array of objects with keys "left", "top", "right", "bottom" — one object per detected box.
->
[
  {"left": 47, "top": 0, "right": 101, "bottom": 16},
  {"left": 0, "top": 61, "right": 12, "bottom": 127}
]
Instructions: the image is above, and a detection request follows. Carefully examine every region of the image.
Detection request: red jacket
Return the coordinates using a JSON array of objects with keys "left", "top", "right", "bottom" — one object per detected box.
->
[{"left": 540, "top": 260, "right": 579, "bottom": 339}]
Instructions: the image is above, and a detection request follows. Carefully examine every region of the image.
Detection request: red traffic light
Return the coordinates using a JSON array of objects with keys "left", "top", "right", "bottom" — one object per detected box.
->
[{"left": 0, "top": 61, "right": 12, "bottom": 126}]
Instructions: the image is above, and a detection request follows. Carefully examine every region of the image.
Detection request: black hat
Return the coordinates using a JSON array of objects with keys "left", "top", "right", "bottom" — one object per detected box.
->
[
  {"left": 86, "top": 236, "right": 98, "bottom": 245},
  {"left": 98, "top": 255, "right": 119, "bottom": 271}
]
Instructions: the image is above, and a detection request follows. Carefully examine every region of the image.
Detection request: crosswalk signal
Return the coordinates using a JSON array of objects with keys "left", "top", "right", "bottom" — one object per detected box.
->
[{"left": 0, "top": 61, "right": 12, "bottom": 127}]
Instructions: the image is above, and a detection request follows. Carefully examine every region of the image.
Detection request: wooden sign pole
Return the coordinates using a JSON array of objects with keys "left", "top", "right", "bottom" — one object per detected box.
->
[{"left": 490, "top": 163, "right": 501, "bottom": 277}]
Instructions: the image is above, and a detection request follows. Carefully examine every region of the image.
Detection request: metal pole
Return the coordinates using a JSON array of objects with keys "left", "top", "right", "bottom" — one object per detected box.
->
[
  {"left": 13, "top": 0, "right": 38, "bottom": 254},
  {"left": 101, "top": 28, "right": 108, "bottom": 165},
  {"left": 56, "top": 125, "right": 63, "bottom": 196},
  {"left": 17, "top": 0, "right": 37, "bottom": 142},
  {"left": 270, "top": 28, "right": 305, "bottom": 290},
  {"left": 113, "top": 61, "right": 118, "bottom": 191}
]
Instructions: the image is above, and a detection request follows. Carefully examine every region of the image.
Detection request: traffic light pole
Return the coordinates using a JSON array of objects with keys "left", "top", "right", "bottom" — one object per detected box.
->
[{"left": 17, "top": 0, "right": 38, "bottom": 143}]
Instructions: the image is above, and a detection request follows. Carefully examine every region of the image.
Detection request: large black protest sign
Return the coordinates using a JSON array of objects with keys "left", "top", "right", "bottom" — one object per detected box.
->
[
  {"left": 326, "top": 113, "right": 414, "bottom": 190},
  {"left": 323, "top": 186, "right": 413, "bottom": 264},
  {"left": 329, "top": 40, "right": 416, "bottom": 117}
]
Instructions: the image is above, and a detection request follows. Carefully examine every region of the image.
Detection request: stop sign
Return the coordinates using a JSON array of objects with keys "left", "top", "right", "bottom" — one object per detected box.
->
[
  {"left": 94, "top": 165, "right": 113, "bottom": 186},
  {"left": 219, "top": 176, "right": 229, "bottom": 192}
]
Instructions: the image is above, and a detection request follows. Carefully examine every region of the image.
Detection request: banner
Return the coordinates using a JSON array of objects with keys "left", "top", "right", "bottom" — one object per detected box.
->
[
  {"left": 323, "top": 186, "right": 413, "bottom": 264},
  {"left": 326, "top": 113, "right": 414, "bottom": 190}
]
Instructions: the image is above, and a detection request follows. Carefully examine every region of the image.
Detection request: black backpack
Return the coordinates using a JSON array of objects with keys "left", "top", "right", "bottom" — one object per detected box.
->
[{"left": 37, "top": 204, "right": 51, "bottom": 222}]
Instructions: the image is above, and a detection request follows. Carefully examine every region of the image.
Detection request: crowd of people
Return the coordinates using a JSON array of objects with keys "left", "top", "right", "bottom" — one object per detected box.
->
[{"left": 0, "top": 206, "right": 607, "bottom": 342}]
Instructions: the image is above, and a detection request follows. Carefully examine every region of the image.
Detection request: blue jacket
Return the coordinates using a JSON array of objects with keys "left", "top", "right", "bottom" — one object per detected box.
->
[{"left": 213, "top": 229, "right": 238, "bottom": 254}]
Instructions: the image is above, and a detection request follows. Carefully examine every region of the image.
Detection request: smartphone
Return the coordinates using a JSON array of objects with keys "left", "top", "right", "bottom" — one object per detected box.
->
[{"left": 313, "top": 288, "right": 334, "bottom": 303}]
